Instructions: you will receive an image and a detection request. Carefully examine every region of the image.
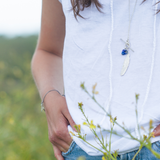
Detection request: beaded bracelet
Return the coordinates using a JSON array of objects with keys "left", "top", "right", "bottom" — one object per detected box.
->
[{"left": 41, "top": 89, "right": 65, "bottom": 112}]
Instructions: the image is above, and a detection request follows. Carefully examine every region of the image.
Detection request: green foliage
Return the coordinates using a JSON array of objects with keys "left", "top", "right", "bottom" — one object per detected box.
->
[{"left": 0, "top": 35, "right": 56, "bottom": 160}]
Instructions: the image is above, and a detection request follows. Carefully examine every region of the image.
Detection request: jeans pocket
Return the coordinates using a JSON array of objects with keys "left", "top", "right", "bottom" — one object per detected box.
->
[
  {"left": 62, "top": 141, "right": 76, "bottom": 156},
  {"left": 152, "top": 140, "right": 160, "bottom": 155},
  {"left": 155, "top": 140, "right": 160, "bottom": 149}
]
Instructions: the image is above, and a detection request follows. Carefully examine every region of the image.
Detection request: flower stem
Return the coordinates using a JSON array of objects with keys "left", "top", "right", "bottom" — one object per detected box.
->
[
  {"left": 109, "top": 126, "right": 113, "bottom": 152},
  {"left": 132, "top": 146, "right": 142, "bottom": 160},
  {"left": 82, "top": 138, "right": 104, "bottom": 153}
]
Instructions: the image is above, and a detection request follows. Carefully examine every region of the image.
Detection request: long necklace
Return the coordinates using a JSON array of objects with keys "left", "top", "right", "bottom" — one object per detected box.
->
[{"left": 120, "top": 0, "right": 138, "bottom": 76}]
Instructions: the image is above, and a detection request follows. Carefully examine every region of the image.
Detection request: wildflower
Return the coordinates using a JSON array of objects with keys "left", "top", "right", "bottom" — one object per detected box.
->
[
  {"left": 92, "top": 83, "right": 97, "bottom": 91},
  {"left": 89, "top": 120, "right": 96, "bottom": 129},
  {"left": 113, "top": 150, "right": 118, "bottom": 158},
  {"left": 80, "top": 82, "right": 85, "bottom": 89},
  {"left": 78, "top": 102, "right": 83, "bottom": 111},
  {"left": 151, "top": 132, "right": 155, "bottom": 138},
  {"left": 78, "top": 102, "right": 83, "bottom": 109},
  {"left": 135, "top": 94, "right": 139, "bottom": 100},
  {"left": 114, "top": 116, "right": 117, "bottom": 121},
  {"left": 110, "top": 117, "right": 113, "bottom": 125},
  {"left": 83, "top": 122, "right": 88, "bottom": 126},
  {"left": 78, "top": 125, "right": 81, "bottom": 131},
  {"left": 102, "top": 156, "right": 106, "bottom": 160},
  {"left": 69, "top": 131, "right": 75, "bottom": 136},
  {"left": 143, "top": 134, "right": 147, "bottom": 140},
  {"left": 149, "top": 119, "right": 154, "bottom": 130},
  {"left": 95, "top": 91, "right": 99, "bottom": 94},
  {"left": 149, "top": 119, "right": 153, "bottom": 126},
  {"left": 78, "top": 102, "right": 83, "bottom": 107},
  {"left": 102, "top": 153, "right": 107, "bottom": 160},
  {"left": 74, "top": 124, "right": 81, "bottom": 133},
  {"left": 92, "top": 83, "right": 99, "bottom": 94},
  {"left": 141, "top": 126, "right": 145, "bottom": 131}
]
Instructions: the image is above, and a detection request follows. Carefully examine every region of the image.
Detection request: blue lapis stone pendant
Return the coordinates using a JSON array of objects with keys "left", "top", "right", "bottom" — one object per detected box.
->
[{"left": 122, "top": 49, "right": 128, "bottom": 55}]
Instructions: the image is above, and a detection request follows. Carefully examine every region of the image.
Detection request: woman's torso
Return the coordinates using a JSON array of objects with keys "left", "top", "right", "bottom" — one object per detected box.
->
[{"left": 60, "top": 0, "right": 160, "bottom": 155}]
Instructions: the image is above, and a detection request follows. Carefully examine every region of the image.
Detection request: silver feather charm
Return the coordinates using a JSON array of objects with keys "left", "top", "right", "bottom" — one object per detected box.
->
[{"left": 121, "top": 53, "right": 130, "bottom": 76}]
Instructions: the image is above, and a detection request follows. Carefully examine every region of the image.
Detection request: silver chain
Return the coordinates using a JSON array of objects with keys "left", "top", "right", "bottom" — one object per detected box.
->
[{"left": 127, "top": 0, "right": 138, "bottom": 40}]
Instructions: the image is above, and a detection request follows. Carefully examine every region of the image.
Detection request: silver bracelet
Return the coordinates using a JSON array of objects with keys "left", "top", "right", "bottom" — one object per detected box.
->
[{"left": 41, "top": 89, "right": 65, "bottom": 112}]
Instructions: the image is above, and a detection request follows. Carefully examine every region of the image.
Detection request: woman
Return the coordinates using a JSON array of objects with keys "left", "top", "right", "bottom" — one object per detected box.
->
[{"left": 31, "top": 0, "right": 160, "bottom": 159}]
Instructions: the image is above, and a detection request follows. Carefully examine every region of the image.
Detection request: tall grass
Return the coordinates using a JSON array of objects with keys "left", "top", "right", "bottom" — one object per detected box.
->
[{"left": 0, "top": 35, "right": 56, "bottom": 160}]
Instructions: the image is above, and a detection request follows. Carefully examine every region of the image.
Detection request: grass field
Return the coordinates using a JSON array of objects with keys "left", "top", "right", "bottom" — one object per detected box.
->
[{"left": 0, "top": 35, "right": 57, "bottom": 160}]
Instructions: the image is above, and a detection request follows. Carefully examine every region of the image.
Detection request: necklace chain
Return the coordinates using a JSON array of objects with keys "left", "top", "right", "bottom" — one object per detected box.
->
[
  {"left": 120, "top": 0, "right": 138, "bottom": 76},
  {"left": 127, "top": 0, "right": 138, "bottom": 40}
]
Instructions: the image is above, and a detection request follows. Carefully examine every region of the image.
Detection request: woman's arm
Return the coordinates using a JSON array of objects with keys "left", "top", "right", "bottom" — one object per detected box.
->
[
  {"left": 31, "top": 0, "right": 76, "bottom": 159},
  {"left": 32, "top": 0, "right": 65, "bottom": 97}
]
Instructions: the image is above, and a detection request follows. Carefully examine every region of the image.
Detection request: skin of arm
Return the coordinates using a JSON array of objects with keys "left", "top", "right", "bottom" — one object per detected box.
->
[{"left": 31, "top": 0, "right": 76, "bottom": 159}]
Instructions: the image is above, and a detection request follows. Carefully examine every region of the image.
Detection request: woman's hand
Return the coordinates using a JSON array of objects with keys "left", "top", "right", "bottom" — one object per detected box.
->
[
  {"left": 153, "top": 124, "right": 160, "bottom": 137},
  {"left": 44, "top": 91, "right": 76, "bottom": 160}
]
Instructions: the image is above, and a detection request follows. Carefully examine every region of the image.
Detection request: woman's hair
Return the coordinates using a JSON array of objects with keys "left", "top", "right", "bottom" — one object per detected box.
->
[{"left": 71, "top": 0, "right": 160, "bottom": 19}]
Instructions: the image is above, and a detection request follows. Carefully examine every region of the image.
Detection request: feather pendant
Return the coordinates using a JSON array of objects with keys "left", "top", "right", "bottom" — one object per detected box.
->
[{"left": 121, "top": 53, "right": 130, "bottom": 76}]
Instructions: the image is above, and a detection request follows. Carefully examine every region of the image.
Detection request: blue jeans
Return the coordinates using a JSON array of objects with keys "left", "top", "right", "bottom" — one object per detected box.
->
[{"left": 62, "top": 141, "right": 160, "bottom": 160}]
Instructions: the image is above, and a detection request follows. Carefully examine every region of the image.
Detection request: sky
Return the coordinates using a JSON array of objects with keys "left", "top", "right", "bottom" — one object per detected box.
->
[{"left": 0, "top": 0, "right": 42, "bottom": 37}]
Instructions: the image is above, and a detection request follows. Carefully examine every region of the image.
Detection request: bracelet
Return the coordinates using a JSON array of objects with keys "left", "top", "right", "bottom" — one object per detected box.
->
[{"left": 41, "top": 89, "right": 65, "bottom": 112}]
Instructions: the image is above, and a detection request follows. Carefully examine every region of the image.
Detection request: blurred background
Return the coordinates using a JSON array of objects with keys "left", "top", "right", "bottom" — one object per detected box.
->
[{"left": 0, "top": 0, "right": 56, "bottom": 159}]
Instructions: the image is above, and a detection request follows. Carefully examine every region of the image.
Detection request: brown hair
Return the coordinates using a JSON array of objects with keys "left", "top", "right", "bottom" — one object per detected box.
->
[{"left": 71, "top": 0, "right": 160, "bottom": 19}]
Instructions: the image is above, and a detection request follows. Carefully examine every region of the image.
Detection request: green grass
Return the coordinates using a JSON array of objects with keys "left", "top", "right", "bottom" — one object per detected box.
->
[{"left": 0, "top": 35, "right": 56, "bottom": 160}]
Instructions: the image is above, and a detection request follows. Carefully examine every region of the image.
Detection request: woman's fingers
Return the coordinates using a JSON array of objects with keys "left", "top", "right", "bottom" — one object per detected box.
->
[
  {"left": 50, "top": 136, "right": 71, "bottom": 152},
  {"left": 62, "top": 106, "right": 77, "bottom": 132},
  {"left": 47, "top": 117, "right": 72, "bottom": 146},
  {"left": 47, "top": 121, "right": 71, "bottom": 152},
  {"left": 52, "top": 142, "right": 68, "bottom": 153},
  {"left": 53, "top": 145, "right": 64, "bottom": 160},
  {"left": 56, "top": 127, "right": 73, "bottom": 145},
  {"left": 153, "top": 124, "right": 160, "bottom": 137}
]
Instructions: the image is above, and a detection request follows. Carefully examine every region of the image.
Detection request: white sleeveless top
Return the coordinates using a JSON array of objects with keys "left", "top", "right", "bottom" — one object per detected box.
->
[{"left": 59, "top": 0, "right": 160, "bottom": 155}]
